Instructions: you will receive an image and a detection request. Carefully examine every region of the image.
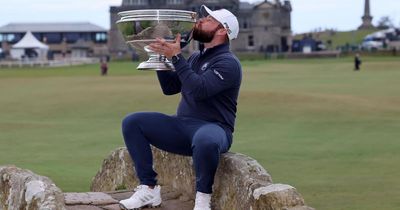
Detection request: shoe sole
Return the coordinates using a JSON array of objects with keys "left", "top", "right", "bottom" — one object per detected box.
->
[{"left": 119, "top": 203, "right": 161, "bottom": 210}]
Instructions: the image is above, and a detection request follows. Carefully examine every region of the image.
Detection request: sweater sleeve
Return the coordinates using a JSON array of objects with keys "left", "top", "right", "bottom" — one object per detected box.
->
[
  {"left": 173, "top": 54, "right": 241, "bottom": 100},
  {"left": 155, "top": 53, "right": 198, "bottom": 95},
  {"left": 156, "top": 70, "right": 181, "bottom": 95}
]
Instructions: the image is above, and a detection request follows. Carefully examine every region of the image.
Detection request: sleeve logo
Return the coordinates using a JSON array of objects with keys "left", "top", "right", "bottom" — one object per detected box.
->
[{"left": 213, "top": 69, "right": 224, "bottom": 80}]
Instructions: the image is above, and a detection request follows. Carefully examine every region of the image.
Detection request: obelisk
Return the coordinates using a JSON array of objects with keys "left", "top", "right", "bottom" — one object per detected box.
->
[{"left": 358, "top": 0, "right": 375, "bottom": 29}]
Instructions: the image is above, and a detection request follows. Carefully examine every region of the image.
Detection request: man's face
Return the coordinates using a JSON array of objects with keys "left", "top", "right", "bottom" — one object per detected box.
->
[{"left": 193, "top": 15, "right": 223, "bottom": 43}]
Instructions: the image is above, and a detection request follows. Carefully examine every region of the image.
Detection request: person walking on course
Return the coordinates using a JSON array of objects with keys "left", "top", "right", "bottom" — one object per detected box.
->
[
  {"left": 354, "top": 53, "right": 362, "bottom": 71},
  {"left": 100, "top": 58, "right": 108, "bottom": 76},
  {"left": 119, "top": 5, "right": 242, "bottom": 210}
]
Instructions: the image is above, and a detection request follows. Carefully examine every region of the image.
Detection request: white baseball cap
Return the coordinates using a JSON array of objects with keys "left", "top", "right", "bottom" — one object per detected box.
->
[{"left": 200, "top": 5, "right": 239, "bottom": 40}]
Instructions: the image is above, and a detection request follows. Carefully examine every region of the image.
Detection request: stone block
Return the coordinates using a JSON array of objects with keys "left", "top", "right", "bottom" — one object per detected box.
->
[
  {"left": 0, "top": 165, "right": 66, "bottom": 210},
  {"left": 90, "top": 147, "right": 313, "bottom": 210}
]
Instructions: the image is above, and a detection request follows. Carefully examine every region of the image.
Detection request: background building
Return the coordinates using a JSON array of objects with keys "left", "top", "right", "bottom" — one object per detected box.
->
[
  {"left": 109, "top": 0, "right": 292, "bottom": 57},
  {"left": 0, "top": 22, "right": 108, "bottom": 59}
]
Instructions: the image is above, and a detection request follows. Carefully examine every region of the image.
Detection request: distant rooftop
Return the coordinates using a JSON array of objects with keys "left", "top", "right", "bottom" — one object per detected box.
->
[
  {"left": 0, "top": 22, "right": 107, "bottom": 33},
  {"left": 239, "top": 1, "right": 254, "bottom": 10}
]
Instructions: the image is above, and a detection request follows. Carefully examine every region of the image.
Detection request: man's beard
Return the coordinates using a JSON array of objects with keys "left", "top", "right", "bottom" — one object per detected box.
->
[{"left": 192, "top": 25, "right": 220, "bottom": 43}]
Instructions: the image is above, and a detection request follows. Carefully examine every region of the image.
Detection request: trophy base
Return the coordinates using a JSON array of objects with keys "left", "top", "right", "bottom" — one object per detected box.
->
[
  {"left": 137, "top": 61, "right": 174, "bottom": 71},
  {"left": 137, "top": 53, "right": 175, "bottom": 71}
]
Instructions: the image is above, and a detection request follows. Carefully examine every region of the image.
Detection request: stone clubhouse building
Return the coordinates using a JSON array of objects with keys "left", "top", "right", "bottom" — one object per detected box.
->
[
  {"left": 109, "top": 0, "right": 292, "bottom": 56},
  {"left": 0, "top": 0, "right": 292, "bottom": 60}
]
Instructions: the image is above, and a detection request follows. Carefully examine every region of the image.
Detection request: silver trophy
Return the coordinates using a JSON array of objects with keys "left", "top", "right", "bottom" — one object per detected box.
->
[{"left": 117, "top": 9, "right": 197, "bottom": 71}]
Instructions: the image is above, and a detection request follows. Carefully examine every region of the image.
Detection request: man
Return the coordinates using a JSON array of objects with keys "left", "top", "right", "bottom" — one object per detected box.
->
[
  {"left": 354, "top": 53, "right": 362, "bottom": 71},
  {"left": 119, "top": 5, "right": 241, "bottom": 210}
]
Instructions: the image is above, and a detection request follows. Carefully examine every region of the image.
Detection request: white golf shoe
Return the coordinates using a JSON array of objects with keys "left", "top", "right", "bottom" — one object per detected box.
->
[
  {"left": 193, "top": 191, "right": 211, "bottom": 210},
  {"left": 119, "top": 185, "right": 161, "bottom": 210}
]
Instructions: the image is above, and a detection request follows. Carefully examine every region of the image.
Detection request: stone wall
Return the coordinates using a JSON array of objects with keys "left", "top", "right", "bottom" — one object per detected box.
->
[
  {"left": 0, "top": 165, "right": 66, "bottom": 210},
  {"left": 91, "top": 147, "right": 314, "bottom": 210}
]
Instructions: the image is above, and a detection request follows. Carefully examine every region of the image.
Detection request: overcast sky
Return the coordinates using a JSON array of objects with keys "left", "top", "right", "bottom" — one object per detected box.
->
[{"left": 0, "top": 0, "right": 399, "bottom": 34}]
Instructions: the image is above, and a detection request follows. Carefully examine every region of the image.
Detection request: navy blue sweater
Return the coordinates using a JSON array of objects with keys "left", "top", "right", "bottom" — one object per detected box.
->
[{"left": 156, "top": 43, "right": 242, "bottom": 133}]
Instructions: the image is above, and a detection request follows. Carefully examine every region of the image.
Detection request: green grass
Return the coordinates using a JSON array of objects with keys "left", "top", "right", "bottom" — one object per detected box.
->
[{"left": 1, "top": 57, "right": 400, "bottom": 210}]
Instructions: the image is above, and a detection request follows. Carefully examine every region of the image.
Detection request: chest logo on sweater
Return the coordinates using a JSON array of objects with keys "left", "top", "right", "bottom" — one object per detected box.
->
[{"left": 201, "top": 62, "right": 209, "bottom": 71}]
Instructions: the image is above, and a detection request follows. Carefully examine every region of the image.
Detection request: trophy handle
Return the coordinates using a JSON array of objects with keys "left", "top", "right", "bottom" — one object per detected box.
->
[{"left": 180, "top": 29, "right": 193, "bottom": 49}]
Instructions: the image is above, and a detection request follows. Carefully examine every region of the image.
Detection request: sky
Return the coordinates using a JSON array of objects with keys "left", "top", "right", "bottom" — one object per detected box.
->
[{"left": 0, "top": 0, "right": 399, "bottom": 34}]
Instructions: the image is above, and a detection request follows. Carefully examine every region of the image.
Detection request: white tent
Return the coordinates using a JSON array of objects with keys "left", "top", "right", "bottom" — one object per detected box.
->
[{"left": 11, "top": 31, "right": 49, "bottom": 60}]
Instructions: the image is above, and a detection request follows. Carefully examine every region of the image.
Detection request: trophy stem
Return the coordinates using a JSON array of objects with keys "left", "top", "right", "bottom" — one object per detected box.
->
[{"left": 137, "top": 45, "right": 174, "bottom": 71}]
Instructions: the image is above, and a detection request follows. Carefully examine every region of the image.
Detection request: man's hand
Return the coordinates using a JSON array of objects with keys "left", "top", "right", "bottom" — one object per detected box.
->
[{"left": 149, "top": 34, "right": 182, "bottom": 59}]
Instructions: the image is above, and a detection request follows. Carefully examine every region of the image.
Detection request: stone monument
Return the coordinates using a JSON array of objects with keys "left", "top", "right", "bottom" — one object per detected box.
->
[{"left": 358, "top": 0, "right": 375, "bottom": 29}]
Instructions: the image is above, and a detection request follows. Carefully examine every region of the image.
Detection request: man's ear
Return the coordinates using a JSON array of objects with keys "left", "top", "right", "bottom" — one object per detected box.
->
[{"left": 216, "top": 28, "right": 227, "bottom": 36}]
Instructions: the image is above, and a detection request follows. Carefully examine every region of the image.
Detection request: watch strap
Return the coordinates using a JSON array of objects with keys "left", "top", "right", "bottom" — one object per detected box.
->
[{"left": 171, "top": 54, "right": 181, "bottom": 64}]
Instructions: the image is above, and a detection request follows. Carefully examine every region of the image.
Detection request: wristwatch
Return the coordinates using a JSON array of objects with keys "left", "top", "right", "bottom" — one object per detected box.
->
[{"left": 171, "top": 54, "right": 181, "bottom": 64}]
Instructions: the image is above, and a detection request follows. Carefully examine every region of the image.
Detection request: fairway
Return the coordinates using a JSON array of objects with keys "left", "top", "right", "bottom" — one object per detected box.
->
[{"left": 1, "top": 57, "right": 399, "bottom": 210}]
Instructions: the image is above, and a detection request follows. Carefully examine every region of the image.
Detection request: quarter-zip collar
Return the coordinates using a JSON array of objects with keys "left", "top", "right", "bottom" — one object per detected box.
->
[{"left": 199, "top": 42, "right": 230, "bottom": 58}]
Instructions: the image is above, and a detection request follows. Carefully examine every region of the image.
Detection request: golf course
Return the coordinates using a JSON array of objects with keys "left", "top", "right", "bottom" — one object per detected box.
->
[{"left": 1, "top": 56, "right": 399, "bottom": 210}]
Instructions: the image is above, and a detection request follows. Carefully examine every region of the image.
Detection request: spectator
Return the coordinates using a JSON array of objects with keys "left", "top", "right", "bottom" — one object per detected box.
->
[
  {"left": 100, "top": 58, "right": 108, "bottom": 76},
  {"left": 354, "top": 53, "right": 362, "bottom": 71}
]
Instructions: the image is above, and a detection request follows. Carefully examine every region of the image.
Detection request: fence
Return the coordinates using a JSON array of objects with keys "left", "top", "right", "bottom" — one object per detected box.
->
[{"left": 0, "top": 58, "right": 99, "bottom": 68}]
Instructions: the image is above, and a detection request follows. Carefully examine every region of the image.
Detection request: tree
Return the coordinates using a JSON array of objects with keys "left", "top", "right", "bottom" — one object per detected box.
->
[{"left": 377, "top": 16, "right": 394, "bottom": 29}]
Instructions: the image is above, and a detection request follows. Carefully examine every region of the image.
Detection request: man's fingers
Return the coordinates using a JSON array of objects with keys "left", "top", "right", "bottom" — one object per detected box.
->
[
  {"left": 148, "top": 43, "right": 163, "bottom": 53},
  {"left": 175, "top": 34, "right": 181, "bottom": 43},
  {"left": 155, "top": 37, "right": 167, "bottom": 46},
  {"left": 149, "top": 43, "right": 161, "bottom": 48},
  {"left": 149, "top": 35, "right": 181, "bottom": 57}
]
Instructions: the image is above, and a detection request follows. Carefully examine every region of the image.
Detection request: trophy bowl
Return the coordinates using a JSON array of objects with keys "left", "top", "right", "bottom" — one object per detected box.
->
[{"left": 116, "top": 9, "right": 197, "bottom": 71}]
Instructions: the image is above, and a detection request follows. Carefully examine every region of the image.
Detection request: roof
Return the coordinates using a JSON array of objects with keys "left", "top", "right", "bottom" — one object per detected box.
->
[
  {"left": 0, "top": 22, "right": 107, "bottom": 33},
  {"left": 239, "top": 2, "right": 254, "bottom": 10},
  {"left": 254, "top": 1, "right": 275, "bottom": 9},
  {"left": 12, "top": 31, "right": 49, "bottom": 49}
]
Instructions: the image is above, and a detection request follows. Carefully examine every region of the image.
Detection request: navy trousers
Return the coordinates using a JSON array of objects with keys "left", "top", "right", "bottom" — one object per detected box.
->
[{"left": 122, "top": 112, "right": 232, "bottom": 193}]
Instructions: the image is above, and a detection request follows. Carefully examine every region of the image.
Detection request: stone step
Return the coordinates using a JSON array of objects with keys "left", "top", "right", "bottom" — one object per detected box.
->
[{"left": 65, "top": 186, "right": 194, "bottom": 210}]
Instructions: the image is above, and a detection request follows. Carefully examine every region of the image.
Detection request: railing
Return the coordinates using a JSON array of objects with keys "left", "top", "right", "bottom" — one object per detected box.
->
[
  {"left": 0, "top": 58, "right": 100, "bottom": 68},
  {"left": 236, "top": 50, "right": 342, "bottom": 60},
  {"left": 285, "top": 50, "right": 341, "bottom": 58}
]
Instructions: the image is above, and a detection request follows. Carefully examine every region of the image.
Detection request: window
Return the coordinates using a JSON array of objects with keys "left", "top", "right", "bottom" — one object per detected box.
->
[
  {"left": 4, "top": 33, "right": 22, "bottom": 43},
  {"left": 242, "top": 18, "right": 251, "bottom": 29},
  {"left": 248, "top": 35, "right": 254, "bottom": 47},
  {"left": 43, "top": 33, "right": 62, "bottom": 44},
  {"left": 65, "top": 33, "right": 80, "bottom": 43},
  {"left": 5, "top": 33, "right": 23, "bottom": 43},
  {"left": 167, "top": 0, "right": 183, "bottom": 4},
  {"left": 32, "top": 33, "right": 42, "bottom": 41},
  {"left": 7, "top": 34, "right": 16, "bottom": 42},
  {"left": 95, "top": 33, "right": 107, "bottom": 43},
  {"left": 129, "top": 0, "right": 148, "bottom": 5},
  {"left": 0, "top": 34, "right": 3, "bottom": 41},
  {"left": 79, "top": 33, "right": 91, "bottom": 41}
]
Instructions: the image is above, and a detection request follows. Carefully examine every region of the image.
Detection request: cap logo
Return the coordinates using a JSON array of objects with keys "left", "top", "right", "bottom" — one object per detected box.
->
[{"left": 223, "top": 22, "right": 232, "bottom": 34}]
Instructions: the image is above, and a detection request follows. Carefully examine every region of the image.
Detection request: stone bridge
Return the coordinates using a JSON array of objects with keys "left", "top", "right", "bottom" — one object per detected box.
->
[{"left": 0, "top": 147, "right": 314, "bottom": 210}]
